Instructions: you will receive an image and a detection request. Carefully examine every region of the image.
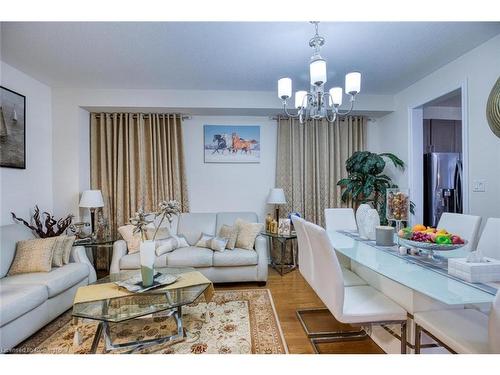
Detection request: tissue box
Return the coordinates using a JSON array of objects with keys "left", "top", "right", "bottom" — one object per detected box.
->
[{"left": 448, "top": 257, "right": 500, "bottom": 283}]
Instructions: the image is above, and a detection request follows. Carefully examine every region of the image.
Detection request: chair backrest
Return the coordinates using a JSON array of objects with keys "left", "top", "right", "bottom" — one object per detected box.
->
[
  {"left": 489, "top": 290, "right": 500, "bottom": 353},
  {"left": 324, "top": 208, "right": 357, "bottom": 232},
  {"left": 476, "top": 218, "right": 500, "bottom": 260},
  {"left": 291, "top": 216, "right": 314, "bottom": 287},
  {"left": 437, "top": 213, "right": 482, "bottom": 252},
  {"left": 304, "top": 220, "right": 344, "bottom": 319}
]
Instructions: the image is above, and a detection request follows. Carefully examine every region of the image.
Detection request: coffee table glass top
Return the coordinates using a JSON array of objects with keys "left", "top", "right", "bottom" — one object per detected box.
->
[{"left": 72, "top": 267, "right": 209, "bottom": 323}]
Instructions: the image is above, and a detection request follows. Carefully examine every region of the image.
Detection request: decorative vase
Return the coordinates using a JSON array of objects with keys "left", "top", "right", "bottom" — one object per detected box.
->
[
  {"left": 355, "top": 204, "right": 371, "bottom": 239},
  {"left": 364, "top": 209, "right": 381, "bottom": 241},
  {"left": 386, "top": 188, "right": 410, "bottom": 232},
  {"left": 140, "top": 240, "right": 156, "bottom": 287}
]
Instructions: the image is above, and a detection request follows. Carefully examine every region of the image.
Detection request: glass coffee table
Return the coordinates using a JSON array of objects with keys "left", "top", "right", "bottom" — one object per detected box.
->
[{"left": 72, "top": 267, "right": 210, "bottom": 353}]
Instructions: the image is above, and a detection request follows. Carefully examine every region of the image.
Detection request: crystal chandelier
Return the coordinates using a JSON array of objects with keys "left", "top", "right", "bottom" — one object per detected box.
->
[{"left": 277, "top": 22, "right": 361, "bottom": 124}]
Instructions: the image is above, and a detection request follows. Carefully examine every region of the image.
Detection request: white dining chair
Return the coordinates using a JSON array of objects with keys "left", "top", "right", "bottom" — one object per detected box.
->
[
  {"left": 325, "top": 208, "right": 358, "bottom": 232},
  {"left": 292, "top": 216, "right": 366, "bottom": 338},
  {"left": 325, "top": 208, "right": 358, "bottom": 268},
  {"left": 476, "top": 218, "right": 500, "bottom": 260},
  {"left": 437, "top": 213, "right": 482, "bottom": 252},
  {"left": 303, "top": 220, "right": 408, "bottom": 353},
  {"left": 414, "top": 290, "right": 500, "bottom": 354}
]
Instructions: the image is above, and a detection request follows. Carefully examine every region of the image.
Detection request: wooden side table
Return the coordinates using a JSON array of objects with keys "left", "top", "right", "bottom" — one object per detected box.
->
[{"left": 260, "top": 231, "right": 297, "bottom": 276}]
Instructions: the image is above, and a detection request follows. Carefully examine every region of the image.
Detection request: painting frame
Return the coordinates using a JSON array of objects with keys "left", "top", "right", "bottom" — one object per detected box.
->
[
  {"left": 203, "top": 124, "right": 261, "bottom": 164},
  {"left": 0, "top": 86, "right": 26, "bottom": 169}
]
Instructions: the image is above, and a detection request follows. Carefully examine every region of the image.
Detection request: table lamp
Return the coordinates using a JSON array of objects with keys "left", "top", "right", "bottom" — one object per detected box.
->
[
  {"left": 79, "top": 190, "right": 104, "bottom": 236},
  {"left": 267, "top": 188, "right": 286, "bottom": 221}
]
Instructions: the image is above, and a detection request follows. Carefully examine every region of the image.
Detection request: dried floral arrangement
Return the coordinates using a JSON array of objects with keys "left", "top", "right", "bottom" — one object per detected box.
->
[
  {"left": 11, "top": 205, "right": 73, "bottom": 238},
  {"left": 129, "top": 200, "right": 182, "bottom": 242}
]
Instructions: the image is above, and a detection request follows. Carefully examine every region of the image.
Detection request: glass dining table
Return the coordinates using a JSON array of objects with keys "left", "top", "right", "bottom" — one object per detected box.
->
[{"left": 327, "top": 230, "right": 497, "bottom": 306}]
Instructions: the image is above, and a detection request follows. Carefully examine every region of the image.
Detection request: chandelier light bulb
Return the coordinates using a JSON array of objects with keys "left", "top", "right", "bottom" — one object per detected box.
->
[
  {"left": 295, "top": 91, "right": 308, "bottom": 109},
  {"left": 345, "top": 72, "right": 361, "bottom": 95},
  {"left": 329, "top": 87, "right": 343, "bottom": 106},
  {"left": 278, "top": 78, "right": 292, "bottom": 100},
  {"left": 310, "top": 58, "right": 327, "bottom": 86}
]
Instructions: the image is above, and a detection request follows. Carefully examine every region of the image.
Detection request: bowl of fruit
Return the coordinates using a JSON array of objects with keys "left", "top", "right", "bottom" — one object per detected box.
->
[{"left": 398, "top": 224, "right": 467, "bottom": 258}]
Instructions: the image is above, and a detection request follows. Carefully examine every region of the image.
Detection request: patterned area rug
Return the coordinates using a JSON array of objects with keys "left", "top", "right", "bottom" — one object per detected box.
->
[{"left": 14, "top": 289, "right": 288, "bottom": 354}]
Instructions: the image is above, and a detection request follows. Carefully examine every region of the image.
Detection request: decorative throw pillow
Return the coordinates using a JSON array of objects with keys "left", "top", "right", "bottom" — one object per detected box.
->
[
  {"left": 8, "top": 237, "right": 58, "bottom": 275},
  {"left": 210, "top": 237, "right": 229, "bottom": 252},
  {"left": 235, "top": 218, "right": 264, "bottom": 250},
  {"left": 51, "top": 235, "right": 67, "bottom": 267},
  {"left": 218, "top": 224, "right": 238, "bottom": 249},
  {"left": 155, "top": 235, "right": 189, "bottom": 256},
  {"left": 62, "top": 235, "right": 76, "bottom": 264},
  {"left": 118, "top": 225, "right": 141, "bottom": 253},
  {"left": 145, "top": 226, "right": 171, "bottom": 241},
  {"left": 195, "top": 233, "right": 214, "bottom": 248}
]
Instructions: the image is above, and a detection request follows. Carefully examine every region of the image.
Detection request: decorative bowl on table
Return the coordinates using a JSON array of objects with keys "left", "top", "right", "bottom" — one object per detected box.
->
[{"left": 397, "top": 224, "right": 467, "bottom": 259}]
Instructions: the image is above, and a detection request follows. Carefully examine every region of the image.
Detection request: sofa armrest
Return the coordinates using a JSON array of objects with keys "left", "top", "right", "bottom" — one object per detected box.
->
[
  {"left": 110, "top": 240, "right": 128, "bottom": 274},
  {"left": 254, "top": 235, "right": 269, "bottom": 281},
  {"left": 70, "top": 245, "right": 97, "bottom": 284}
]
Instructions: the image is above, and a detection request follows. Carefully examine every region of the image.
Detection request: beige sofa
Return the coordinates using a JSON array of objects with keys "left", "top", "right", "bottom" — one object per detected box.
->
[
  {"left": 110, "top": 212, "right": 268, "bottom": 284},
  {"left": 0, "top": 224, "right": 96, "bottom": 352}
]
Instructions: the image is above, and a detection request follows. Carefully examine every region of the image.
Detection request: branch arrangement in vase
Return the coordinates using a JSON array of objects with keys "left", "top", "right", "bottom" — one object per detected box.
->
[
  {"left": 152, "top": 200, "right": 182, "bottom": 240},
  {"left": 129, "top": 209, "right": 153, "bottom": 241},
  {"left": 11, "top": 205, "right": 73, "bottom": 238}
]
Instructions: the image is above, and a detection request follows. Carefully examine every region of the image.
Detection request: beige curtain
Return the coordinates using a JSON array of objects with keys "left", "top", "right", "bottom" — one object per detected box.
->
[
  {"left": 90, "top": 113, "right": 189, "bottom": 238},
  {"left": 276, "top": 116, "right": 366, "bottom": 226}
]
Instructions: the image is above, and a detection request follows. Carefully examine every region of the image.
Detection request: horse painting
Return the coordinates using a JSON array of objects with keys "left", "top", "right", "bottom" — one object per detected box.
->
[
  {"left": 231, "top": 132, "right": 257, "bottom": 154},
  {"left": 212, "top": 134, "right": 228, "bottom": 154},
  {"left": 204, "top": 125, "right": 260, "bottom": 163}
]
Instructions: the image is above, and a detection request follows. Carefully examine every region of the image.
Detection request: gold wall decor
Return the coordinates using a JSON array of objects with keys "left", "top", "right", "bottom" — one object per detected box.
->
[{"left": 486, "top": 77, "right": 500, "bottom": 138}]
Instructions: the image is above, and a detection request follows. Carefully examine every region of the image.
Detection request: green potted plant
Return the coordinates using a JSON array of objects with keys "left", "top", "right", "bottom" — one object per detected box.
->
[{"left": 337, "top": 151, "right": 412, "bottom": 225}]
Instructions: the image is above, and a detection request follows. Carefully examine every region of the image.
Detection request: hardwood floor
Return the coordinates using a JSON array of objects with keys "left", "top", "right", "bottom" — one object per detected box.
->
[{"left": 215, "top": 266, "right": 384, "bottom": 354}]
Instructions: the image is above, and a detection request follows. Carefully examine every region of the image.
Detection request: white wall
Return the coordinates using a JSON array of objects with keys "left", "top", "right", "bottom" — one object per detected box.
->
[
  {"left": 367, "top": 34, "right": 500, "bottom": 221},
  {"left": 0, "top": 62, "right": 53, "bottom": 225},
  {"left": 52, "top": 88, "right": 391, "bottom": 220},
  {"left": 183, "top": 116, "right": 276, "bottom": 221}
]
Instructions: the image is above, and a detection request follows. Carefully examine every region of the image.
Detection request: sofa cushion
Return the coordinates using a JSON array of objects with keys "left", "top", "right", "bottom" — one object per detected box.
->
[
  {"left": 0, "top": 224, "right": 35, "bottom": 278},
  {"left": 166, "top": 247, "right": 214, "bottom": 267},
  {"left": 213, "top": 248, "right": 258, "bottom": 267},
  {"left": 8, "top": 237, "right": 58, "bottom": 275},
  {"left": 216, "top": 212, "right": 258, "bottom": 233},
  {"left": 177, "top": 213, "right": 217, "bottom": 245},
  {"left": 0, "top": 283, "right": 48, "bottom": 327},
  {"left": 1, "top": 263, "right": 89, "bottom": 298},
  {"left": 119, "top": 252, "right": 169, "bottom": 269}
]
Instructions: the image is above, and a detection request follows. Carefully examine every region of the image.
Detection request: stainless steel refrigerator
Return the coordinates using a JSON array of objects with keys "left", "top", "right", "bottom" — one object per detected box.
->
[{"left": 423, "top": 152, "right": 463, "bottom": 227}]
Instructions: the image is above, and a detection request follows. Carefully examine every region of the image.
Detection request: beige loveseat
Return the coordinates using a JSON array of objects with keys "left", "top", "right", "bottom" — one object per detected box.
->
[{"left": 110, "top": 212, "right": 268, "bottom": 284}]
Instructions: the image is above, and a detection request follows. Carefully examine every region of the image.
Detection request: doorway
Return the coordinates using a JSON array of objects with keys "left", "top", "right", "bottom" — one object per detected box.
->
[{"left": 408, "top": 85, "right": 468, "bottom": 226}]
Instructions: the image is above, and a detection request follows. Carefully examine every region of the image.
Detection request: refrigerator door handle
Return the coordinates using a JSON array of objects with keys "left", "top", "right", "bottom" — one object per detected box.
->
[{"left": 454, "top": 160, "right": 463, "bottom": 213}]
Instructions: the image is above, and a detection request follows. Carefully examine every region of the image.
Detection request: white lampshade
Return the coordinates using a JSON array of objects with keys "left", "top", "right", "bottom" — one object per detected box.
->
[
  {"left": 329, "top": 87, "right": 343, "bottom": 106},
  {"left": 278, "top": 78, "right": 292, "bottom": 100},
  {"left": 310, "top": 58, "right": 327, "bottom": 86},
  {"left": 79, "top": 190, "right": 104, "bottom": 208},
  {"left": 267, "top": 188, "right": 286, "bottom": 205},
  {"left": 295, "top": 91, "right": 308, "bottom": 109},
  {"left": 345, "top": 72, "right": 361, "bottom": 95}
]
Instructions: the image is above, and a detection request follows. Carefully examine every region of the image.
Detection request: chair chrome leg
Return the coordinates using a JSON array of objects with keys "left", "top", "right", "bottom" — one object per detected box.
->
[
  {"left": 400, "top": 321, "right": 407, "bottom": 354},
  {"left": 414, "top": 323, "right": 422, "bottom": 354},
  {"left": 310, "top": 331, "right": 368, "bottom": 353},
  {"left": 296, "top": 308, "right": 364, "bottom": 338}
]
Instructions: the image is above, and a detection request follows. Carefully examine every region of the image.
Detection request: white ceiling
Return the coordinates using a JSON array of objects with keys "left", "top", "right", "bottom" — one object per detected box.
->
[{"left": 1, "top": 22, "right": 499, "bottom": 94}]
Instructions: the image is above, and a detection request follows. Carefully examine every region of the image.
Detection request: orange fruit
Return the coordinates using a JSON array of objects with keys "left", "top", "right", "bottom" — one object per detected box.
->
[{"left": 412, "top": 224, "right": 427, "bottom": 232}]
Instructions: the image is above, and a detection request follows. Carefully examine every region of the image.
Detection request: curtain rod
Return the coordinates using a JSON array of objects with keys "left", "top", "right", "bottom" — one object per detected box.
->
[{"left": 91, "top": 113, "right": 192, "bottom": 120}]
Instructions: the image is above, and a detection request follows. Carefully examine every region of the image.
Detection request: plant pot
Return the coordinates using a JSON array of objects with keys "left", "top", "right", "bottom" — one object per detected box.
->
[{"left": 140, "top": 240, "right": 155, "bottom": 287}]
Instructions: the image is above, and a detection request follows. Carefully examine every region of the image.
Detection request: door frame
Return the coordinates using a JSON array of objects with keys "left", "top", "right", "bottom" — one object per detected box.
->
[{"left": 407, "top": 80, "right": 469, "bottom": 225}]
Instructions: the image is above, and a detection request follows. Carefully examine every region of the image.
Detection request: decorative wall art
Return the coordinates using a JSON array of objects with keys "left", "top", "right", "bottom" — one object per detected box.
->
[
  {"left": 204, "top": 125, "right": 260, "bottom": 163},
  {"left": 0, "top": 86, "right": 26, "bottom": 169},
  {"left": 486, "top": 77, "right": 500, "bottom": 138}
]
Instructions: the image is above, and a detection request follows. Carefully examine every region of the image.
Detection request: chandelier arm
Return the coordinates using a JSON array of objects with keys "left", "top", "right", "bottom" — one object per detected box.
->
[
  {"left": 335, "top": 96, "right": 356, "bottom": 116},
  {"left": 282, "top": 101, "right": 300, "bottom": 119}
]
